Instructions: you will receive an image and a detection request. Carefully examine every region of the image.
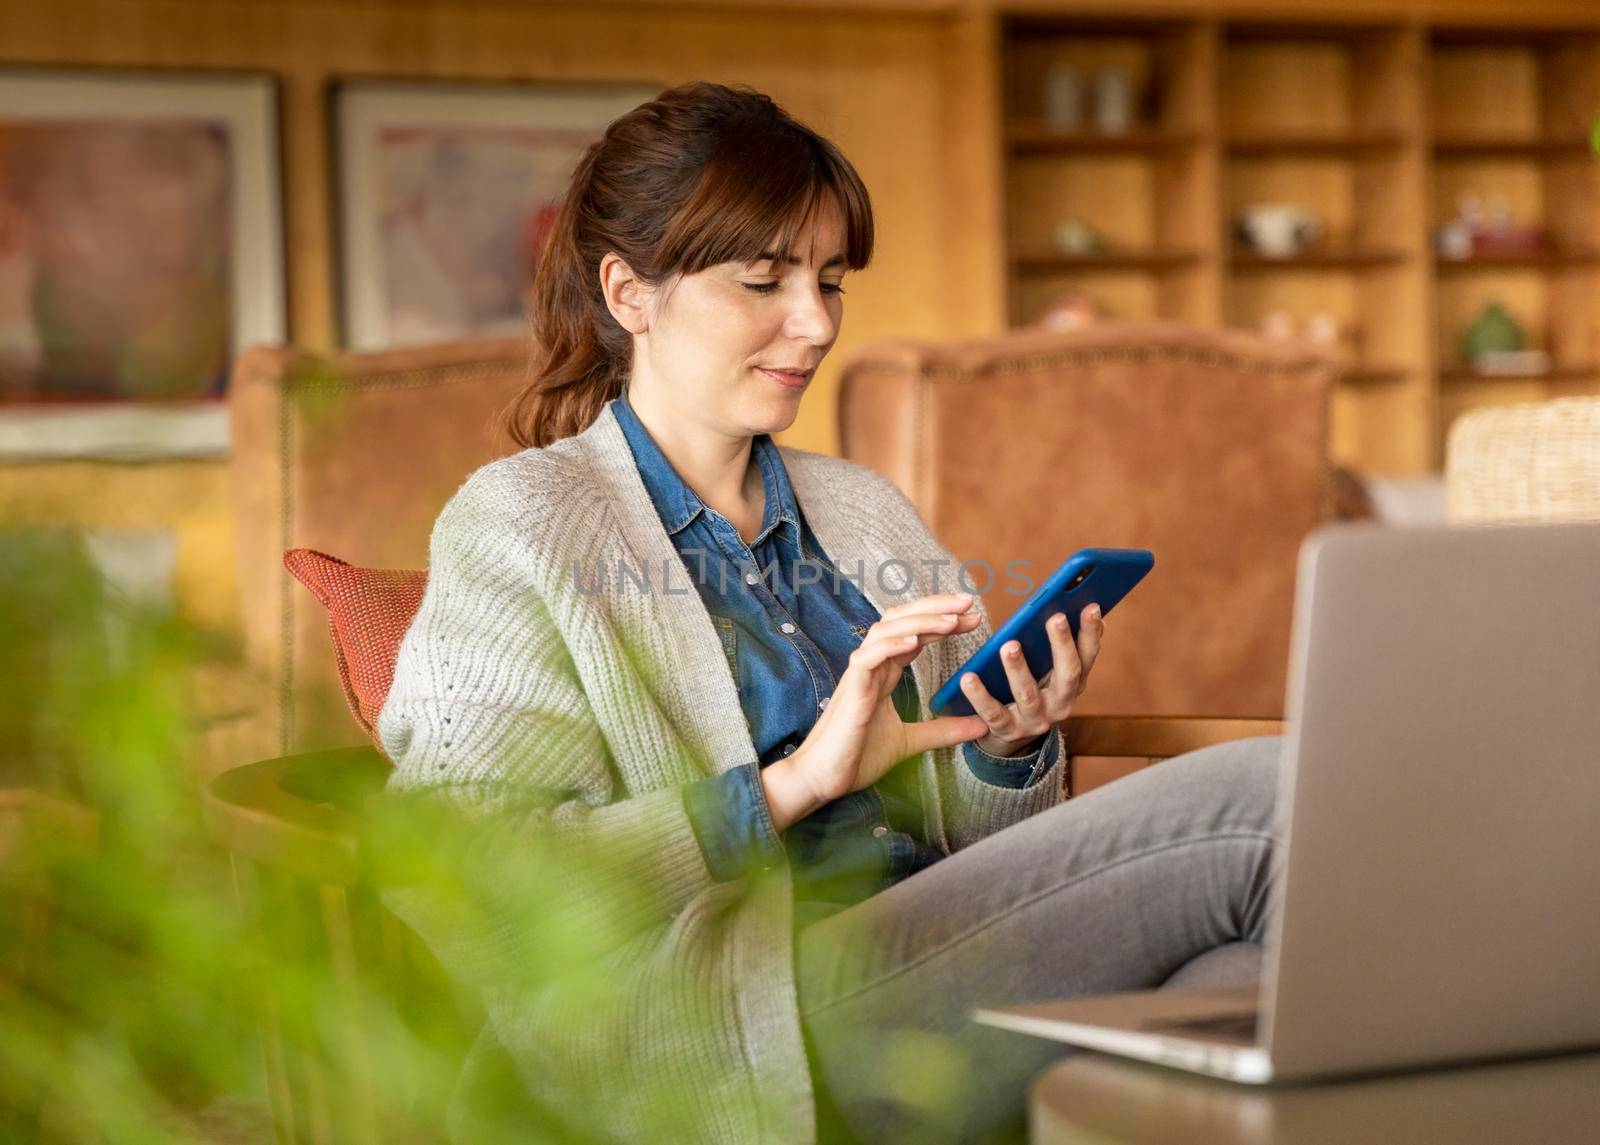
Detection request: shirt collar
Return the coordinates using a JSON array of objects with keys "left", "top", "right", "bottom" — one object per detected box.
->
[
  {"left": 746, "top": 433, "right": 802, "bottom": 548},
  {"left": 612, "top": 386, "right": 800, "bottom": 544}
]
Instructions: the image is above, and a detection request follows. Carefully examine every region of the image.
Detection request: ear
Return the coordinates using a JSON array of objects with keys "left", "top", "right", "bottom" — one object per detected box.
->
[{"left": 599, "top": 252, "right": 651, "bottom": 335}]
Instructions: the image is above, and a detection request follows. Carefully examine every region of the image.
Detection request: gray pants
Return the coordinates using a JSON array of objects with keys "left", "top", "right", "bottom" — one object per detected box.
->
[{"left": 796, "top": 735, "right": 1283, "bottom": 1145}]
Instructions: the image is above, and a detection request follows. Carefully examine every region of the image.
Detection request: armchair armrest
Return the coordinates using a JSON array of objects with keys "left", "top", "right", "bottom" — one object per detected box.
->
[{"left": 1061, "top": 716, "right": 1286, "bottom": 798}]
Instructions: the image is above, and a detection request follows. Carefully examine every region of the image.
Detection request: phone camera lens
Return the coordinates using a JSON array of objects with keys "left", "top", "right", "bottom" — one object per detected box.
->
[{"left": 1067, "top": 565, "right": 1094, "bottom": 591}]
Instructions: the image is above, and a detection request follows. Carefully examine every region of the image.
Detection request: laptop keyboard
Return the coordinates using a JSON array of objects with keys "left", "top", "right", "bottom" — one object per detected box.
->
[{"left": 1144, "top": 1010, "right": 1260, "bottom": 1043}]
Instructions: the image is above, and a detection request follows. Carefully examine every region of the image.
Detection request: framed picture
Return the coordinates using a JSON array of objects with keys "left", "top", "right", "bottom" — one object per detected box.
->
[
  {"left": 333, "top": 78, "right": 658, "bottom": 350},
  {"left": 0, "top": 68, "right": 284, "bottom": 459}
]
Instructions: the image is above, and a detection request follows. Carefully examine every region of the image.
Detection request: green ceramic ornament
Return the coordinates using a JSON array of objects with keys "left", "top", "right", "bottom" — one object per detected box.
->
[{"left": 1462, "top": 301, "right": 1524, "bottom": 362}]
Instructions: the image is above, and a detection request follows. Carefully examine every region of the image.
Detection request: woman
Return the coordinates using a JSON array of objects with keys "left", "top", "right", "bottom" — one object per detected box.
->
[{"left": 379, "top": 81, "right": 1280, "bottom": 1145}]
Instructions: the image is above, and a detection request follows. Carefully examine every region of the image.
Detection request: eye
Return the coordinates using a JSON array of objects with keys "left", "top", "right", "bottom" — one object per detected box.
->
[
  {"left": 741, "top": 282, "right": 780, "bottom": 294},
  {"left": 822, "top": 282, "right": 846, "bottom": 296}
]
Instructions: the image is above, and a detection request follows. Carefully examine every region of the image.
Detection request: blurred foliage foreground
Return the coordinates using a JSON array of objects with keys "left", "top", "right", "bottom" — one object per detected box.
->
[
  {"left": 0, "top": 531, "right": 696, "bottom": 1143},
  {"left": 0, "top": 531, "right": 979, "bottom": 1144}
]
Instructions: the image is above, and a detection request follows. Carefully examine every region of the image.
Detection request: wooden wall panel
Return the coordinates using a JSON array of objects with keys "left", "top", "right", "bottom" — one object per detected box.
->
[{"left": 0, "top": 0, "right": 1000, "bottom": 636}]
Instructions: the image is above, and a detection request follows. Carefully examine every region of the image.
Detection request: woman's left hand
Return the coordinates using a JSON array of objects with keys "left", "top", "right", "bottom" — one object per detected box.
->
[{"left": 961, "top": 603, "right": 1105, "bottom": 758}]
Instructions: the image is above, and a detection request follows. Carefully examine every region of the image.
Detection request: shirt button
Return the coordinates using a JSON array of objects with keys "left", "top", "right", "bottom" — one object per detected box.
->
[
  {"left": 872, "top": 825, "right": 888, "bottom": 838},
  {"left": 744, "top": 571, "right": 759, "bottom": 586},
  {"left": 817, "top": 696, "right": 829, "bottom": 711},
  {"left": 782, "top": 744, "right": 796, "bottom": 756},
  {"left": 780, "top": 622, "right": 797, "bottom": 635}
]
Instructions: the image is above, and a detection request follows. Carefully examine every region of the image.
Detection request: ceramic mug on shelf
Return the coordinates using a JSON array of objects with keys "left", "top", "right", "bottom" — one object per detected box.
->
[{"left": 1235, "top": 204, "right": 1323, "bottom": 258}]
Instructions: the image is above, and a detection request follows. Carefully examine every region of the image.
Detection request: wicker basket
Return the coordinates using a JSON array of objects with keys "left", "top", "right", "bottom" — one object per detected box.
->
[{"left": 1446, "top": 397, "right": 1600, "bottom": 524}]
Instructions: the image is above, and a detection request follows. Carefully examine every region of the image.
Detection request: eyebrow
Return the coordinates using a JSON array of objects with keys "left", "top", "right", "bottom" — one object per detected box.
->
[{"left": 749, "top": 250, "right": 848, "bottom": 270}]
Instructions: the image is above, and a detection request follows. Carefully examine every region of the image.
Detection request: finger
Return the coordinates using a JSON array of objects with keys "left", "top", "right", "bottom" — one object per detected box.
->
[
  {"left": 862, "top": 609, "right": 980, "bottom": 651},
  {"left": 1040, "top": 611, "right": 1084, "bottom": 707},
  {"left": 877, "top": 592, "right": 976, "bottom": 623},
  {"left": 844, "top": 632, "right": 920, "bottom": 691},
  {"left": 997, "top": 640, "right": 1047, "bottom": 729},
  {"left": 904, "top": 714, "right": 989, "bottom": 756},
  {"left": 1076, "top": 602, "right": 1104, "bottom": 678},
  {"left": 959, "top": 670, "right": 1017, "bottom": 736}
]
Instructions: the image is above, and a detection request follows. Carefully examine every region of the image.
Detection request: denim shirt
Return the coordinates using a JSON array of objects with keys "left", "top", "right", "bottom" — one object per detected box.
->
[{"left": 612, "top": 390, "right": 1058, "bottom": 921}]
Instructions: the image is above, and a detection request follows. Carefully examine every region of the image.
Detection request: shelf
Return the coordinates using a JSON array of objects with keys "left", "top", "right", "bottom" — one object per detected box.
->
[
  {"left": 1340, "top": 365, "right": 1412, "bottom": 384},
  {"left": 1227, "top": 132, "right": 1409, "bottom": 157},
  {"left": 1433, "top": 136, "right": 1593, "bottom": 159},
  {"left": 1440, "top": 365, "right": 1600, "bottom": 384},
  {"left": 1230, "top": 248, "right": 1410, "bottom": 271},
  {"left": 1007, "top": 123, "right": 1204, "bottom": 155},
  {"left": 1012, "top": 250, "right": 1204, "bottom": 273},
  {"left": 1435, "top": 250, "right": 1600, "bottom": 272},
  {"left": 1000, "top": 13, "right": 1600, "bottom": 480}
]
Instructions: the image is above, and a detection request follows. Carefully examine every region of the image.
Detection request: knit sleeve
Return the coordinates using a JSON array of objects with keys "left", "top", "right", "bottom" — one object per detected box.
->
[{"left": 375, "top": 470, "right": 720, "bottom": 987}]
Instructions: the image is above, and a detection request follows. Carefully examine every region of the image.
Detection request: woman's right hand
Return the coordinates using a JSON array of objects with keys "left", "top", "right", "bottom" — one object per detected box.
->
[{"left": 760, "top": 592, "right": 990, "bottom": 831}]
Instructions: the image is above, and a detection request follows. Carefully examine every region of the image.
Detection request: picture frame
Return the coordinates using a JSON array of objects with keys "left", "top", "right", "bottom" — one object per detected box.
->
[
  {"left": 0, "top": 67, "right": 285, "bottom": 460},
  {"left": 332, "top": 77, "right": 659, "bottom": 351}
]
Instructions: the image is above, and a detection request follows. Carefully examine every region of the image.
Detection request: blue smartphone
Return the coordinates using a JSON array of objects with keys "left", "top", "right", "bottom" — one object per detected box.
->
[{"left": 930, "top": 548, "right": 1154, "bottom": 718}]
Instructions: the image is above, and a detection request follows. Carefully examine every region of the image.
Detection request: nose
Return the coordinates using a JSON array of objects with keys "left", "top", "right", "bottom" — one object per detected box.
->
[{"left": 784, "top": 283, "right": 838, "bottom": 347}]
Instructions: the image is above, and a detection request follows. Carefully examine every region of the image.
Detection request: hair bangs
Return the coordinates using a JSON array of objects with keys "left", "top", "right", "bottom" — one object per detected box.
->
[{"left": 660, "top": 126, "right": 873, "bottom": 278}]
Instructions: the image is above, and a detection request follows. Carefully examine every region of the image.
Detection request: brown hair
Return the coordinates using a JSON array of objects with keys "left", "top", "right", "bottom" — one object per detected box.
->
[{"left": 503, "top": 81, "right": 875, "bottom": 448}]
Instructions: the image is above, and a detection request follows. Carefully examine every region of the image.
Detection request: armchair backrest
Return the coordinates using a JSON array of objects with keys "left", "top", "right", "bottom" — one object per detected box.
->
[
  {"left": 839, "top": 322, "right": 1337, "bottom": 720},
  {"left": 229, "top": 338, "right": 529, "bottom": 754}
]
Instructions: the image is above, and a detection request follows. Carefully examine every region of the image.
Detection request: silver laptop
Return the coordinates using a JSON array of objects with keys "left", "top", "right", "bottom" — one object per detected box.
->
[{"left": 974, "top": 522, "right": 1600, "bottom": 1084}]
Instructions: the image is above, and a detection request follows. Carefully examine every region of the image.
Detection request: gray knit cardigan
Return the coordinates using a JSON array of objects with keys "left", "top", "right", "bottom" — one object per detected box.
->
[{"left": 377, "top": 399, "right": 1066, "bottom": 1143}]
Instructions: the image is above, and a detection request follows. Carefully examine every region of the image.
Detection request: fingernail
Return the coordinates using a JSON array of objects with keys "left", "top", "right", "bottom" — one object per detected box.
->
[
  {"left": 1006, "top": 642, "right": 1020, "bottom": 656},
  {"left": 963, "top": 673, "right": 977, "bottom": 688},
  {"left": 940, "top": 613, "right": 958, "bottom": 623}
]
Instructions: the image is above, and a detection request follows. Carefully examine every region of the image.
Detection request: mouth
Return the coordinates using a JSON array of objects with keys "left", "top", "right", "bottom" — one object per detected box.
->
[{"left": 757, "top": 366, "right": 814, "bottom": 390}]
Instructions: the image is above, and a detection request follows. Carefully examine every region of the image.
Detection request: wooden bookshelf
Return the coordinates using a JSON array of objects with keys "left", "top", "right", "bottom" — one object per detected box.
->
[
  {"left": 1338, "top": 365, "right": 1412, "bottom": 384},
  {"left": 1429, "top": 26, "right": 1600, "bottom": 442},
  {"left": 1227, "top": 131, "right": 1409, "bottom": 156},
  {"left": 1434, "top": 249, "right": 1600, "bottom": 270},
  {"left": 1433, "top": 136, "right": 1594, "bottom": 158},
  {"left": 1230, "top": 248, "right": 1411, "bottom": 270},
  {"left": 999, "top": 12, "right": 1600, "bottom": 476},
  {"left": 1440, "top": 363, "right": 1600, "bottom": 383},
  {"left": 1013, "top": 249, "right": 1203, "bottom": 272},
  {"left": 1007, "top": 124, "right": 1203, "bottom": 153}
]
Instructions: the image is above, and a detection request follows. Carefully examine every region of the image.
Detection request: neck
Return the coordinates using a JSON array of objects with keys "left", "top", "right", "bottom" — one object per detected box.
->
[{"left": 626, "top": 383, "right": 764, "bottom": 525}]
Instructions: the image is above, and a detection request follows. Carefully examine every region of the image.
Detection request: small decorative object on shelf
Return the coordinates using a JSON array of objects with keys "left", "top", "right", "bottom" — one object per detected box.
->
[
  {"left": 1471, "top": 350, "right": 1552, "bottom": 377},
  {"left": 1093, "top": 68, "right": 1134, "bottom": 135},
  {"left": 1462, "top": 300, "right": 1527, "bottom": 369},
  {"left": 1036, "top": 292, "right": 1105, "bottom": 333},
  {"left": 1052, "top": 217, "right": 1108, "bottom": 256},
  {"left": 1437, "top": 218, "right": 1473, "bottom": 261},
  {"left": 1235, "top": 203, "right": 1323, "bottom": 258},
  {"left": 1304, "top": 312, "right": 1343, "bottom": 349},
  {"left": 1436, "top": 190, "right": 1545, "bottom": 259},
  {"left": 1259, "top": 311, "right": 1363, "bottom": 362},
  {"left": 1591, "top": 113, "right": 1599, "bottom": 157},
  {"left": 1042, "top": 62, "right": 1084, "bottom": 131},
  {"left": 1260, "top": 310, "right": 1297, "bottom": 341}
]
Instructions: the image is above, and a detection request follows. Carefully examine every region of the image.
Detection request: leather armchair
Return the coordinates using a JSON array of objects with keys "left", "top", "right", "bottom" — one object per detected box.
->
[
  {"left": 838, "top": 321, "right": 1338, "bottom": 723},
  {"left": 227, "top": 337, "right": 528, "bottom": 758}
]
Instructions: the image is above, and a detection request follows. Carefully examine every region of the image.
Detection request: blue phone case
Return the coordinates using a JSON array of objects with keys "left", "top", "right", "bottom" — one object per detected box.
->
[{"left": 930, "top": 548, "right": 1154, "bottom": 718}]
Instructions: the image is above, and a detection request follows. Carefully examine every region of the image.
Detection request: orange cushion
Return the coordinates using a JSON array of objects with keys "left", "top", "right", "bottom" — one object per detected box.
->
[{"left": 283, "top": 549, "right": 427, "bottom": 747}]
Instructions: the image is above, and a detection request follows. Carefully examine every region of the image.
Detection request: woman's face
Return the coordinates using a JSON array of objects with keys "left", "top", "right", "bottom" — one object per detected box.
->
[{"left": 633, "top": 199, "right": 847, "bottom": 439}]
